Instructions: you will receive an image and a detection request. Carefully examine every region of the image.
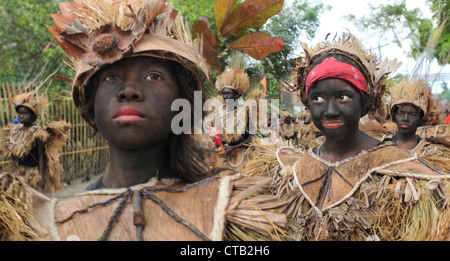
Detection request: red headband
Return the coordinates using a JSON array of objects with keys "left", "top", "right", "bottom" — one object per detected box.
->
[{"left": 305, "top": 57, "right": 368, "bottom": 95}]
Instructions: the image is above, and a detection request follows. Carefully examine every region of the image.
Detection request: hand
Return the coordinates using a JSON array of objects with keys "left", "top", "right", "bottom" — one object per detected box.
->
[{"left": 215, "top": 146, "right": 227, "bottom": 157}]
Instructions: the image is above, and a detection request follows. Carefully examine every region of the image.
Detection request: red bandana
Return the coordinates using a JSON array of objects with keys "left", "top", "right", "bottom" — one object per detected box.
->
[{"left": 305, "top": 57, "right": 368, "bottom": 95}]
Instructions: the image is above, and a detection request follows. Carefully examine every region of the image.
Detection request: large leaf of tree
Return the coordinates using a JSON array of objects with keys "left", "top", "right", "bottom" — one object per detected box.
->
[
  {"left": 193, "top": 16, "right": 221, "bottom": 70},
  {"left": 214, "top": 0, "right": 237, "bottom": 33},
  {"left": 203, "top": 41, "right": 221, "bottom": 70},
  {"left": 221, "top": 0, "right": 284, "bottom": 37},
  {"left": 193, "top": 16, "right": 217, "bottom": 49},
  {"left": 229, "top": 31, "right": 284, "bottom": 60}
]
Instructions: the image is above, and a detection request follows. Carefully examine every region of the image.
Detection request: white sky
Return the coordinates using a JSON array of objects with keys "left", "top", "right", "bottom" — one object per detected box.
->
[{"left": 293, "top": 0, "right": 449, "bottom": 94}]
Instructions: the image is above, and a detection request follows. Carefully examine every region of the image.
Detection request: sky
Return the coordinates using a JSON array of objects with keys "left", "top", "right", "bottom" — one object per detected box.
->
[{"left": 293, "top": 0, "right": 449, "bottom": 94}]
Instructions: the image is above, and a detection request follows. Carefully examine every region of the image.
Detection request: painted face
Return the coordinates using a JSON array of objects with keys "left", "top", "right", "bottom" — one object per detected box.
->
[
  {"left": 222, "top": 88, "right": 240, "bottom": 102},
  {"left": 94, "top": 56, "right": 181, "bottom": 149},
  {"left": 308, "top": 78, "right": 363, "bottom": 141},
  {"left": 17, "top": 106, "right": 36, "bottom": 127},
  {"left": 394, "top": 104, "right": 421, "bottom": 135}
]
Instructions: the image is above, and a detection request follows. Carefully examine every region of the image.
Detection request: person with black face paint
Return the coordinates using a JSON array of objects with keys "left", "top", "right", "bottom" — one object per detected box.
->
[
  {"left": 247, "top": 33, "right": 450, "bottom": 241},
  {"left": 0, "top": 83, "right": 70, "bottom": 194},
  {"left": 212, "top": 53, "right": 257, "bottom": 170},
  {"left": 385, "top": 78, "right": 450, "bottom": 162},
  {"left": 0, "top": 1, "right": 288, "bottom": 241}
]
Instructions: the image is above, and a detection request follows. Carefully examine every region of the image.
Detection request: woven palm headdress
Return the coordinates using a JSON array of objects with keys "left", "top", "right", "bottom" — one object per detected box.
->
[
  {"left": 11, "top": 79, "right": 49, "bottom": 121},
  {"left": 48, "top": 0, "right": 210, "bottom": 127},
  {"left": 389, "top": 19, "right": 446, "bottom": 124},
  {"left": 288, "top": 33, "right": 401, "bottom": 117},
  {"left": 215, "top": 52, "right": 250, "bottom": 95},
  {"left": 389, "top": 77, "right": 431, "bottom": 120}
]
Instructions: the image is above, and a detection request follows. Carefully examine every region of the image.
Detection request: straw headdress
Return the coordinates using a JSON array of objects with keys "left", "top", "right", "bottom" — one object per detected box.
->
[
  {"left": 48, "top": 0, "right": 210, "bottom": 127},
  {"left": 389, "top": 17, "right": 447, "bottom": 124},
  {"left": 289, "top": 33, "right": 401, "bottom": 116},
  {"left": 11, "top": 80, "right": 49, "bottom": 121},
  {"left": 215, "top": 52, "right": 250, "bottom": 95},
  {"left": 389, "top": 77, "right": 430, "bottom": 120}
]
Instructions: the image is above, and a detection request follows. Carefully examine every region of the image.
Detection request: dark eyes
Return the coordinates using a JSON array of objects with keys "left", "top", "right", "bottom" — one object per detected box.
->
[
  {"left": 312, "top": 96, "right": 325, "bottom": 103},
  {"left": 312, "top": 95, "right": 350, "bottom": 103},
  {"left": 104, "top": 75, "right": 120, "bottom": 81},
  {"left": 338, "top": 95, "right": 351, "bottom": 102},
  {"left": 397, "top": 111, "right": 418, "bottom": 118},
  {"left": 145, "top": 73, "right": 163, "bottom": 81},
  {"left": 102, "top": 73, "right": 163, "bottom": 82}
]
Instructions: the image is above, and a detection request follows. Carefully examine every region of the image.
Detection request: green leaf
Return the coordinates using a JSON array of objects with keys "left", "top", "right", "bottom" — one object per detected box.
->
[
  {"left": 229, "top": 31, "right": 284, "bottom": 60},
  {"left": 214, "top": 0, "right": 237, "bottom": 33},
  {"left": 221, "top": 0, "right": 284, "bottom": 37}
]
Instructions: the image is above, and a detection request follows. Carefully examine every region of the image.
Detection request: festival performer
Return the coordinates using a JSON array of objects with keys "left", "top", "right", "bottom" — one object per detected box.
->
[
  {"left": 0, "top": 81, "right": 70, "bottom": 194},
  {"left": 415, "top": 94, "right": 450, "bottom": 148},
  {"left": 297, "top": 110, "right": 323, "bottom": 149},
  {"left": 212, "top": 53, "right": 258, "bottom": 170},
  {"left": 386, "top": 77, "right": 450, "bottom": 159},
  {"left": 246, "top": 33, "right": 450, "bottom": 241},
  {"left": 279, "top": 111, "right": 300, "bottom": 146},
  {"left": 0, "top": 0, "right": 288, "bottom": 241}
]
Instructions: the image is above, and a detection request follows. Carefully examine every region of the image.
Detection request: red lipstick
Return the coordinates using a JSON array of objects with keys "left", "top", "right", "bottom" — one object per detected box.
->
[
  {"left": 322, "top": 120, "right": 344, "bottom": 129},
  {"left": 113, "top": 106, "right": 144, "bottom": 122}
]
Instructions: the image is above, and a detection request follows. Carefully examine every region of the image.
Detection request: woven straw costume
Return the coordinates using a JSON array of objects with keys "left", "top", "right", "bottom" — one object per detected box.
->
[
  {"left": 244, "top": 33, "right": 450, "bottom": 241},
  {"left": 0, "top": 82, "right": 70, "bottom": 194},
  {"left": 0, "top": 0, "right": 288, "bottom": 241},
  {"left": 387, "top": 77, "right": 450, "bottom": 159},
  {"left": 279, "top": 111, "right": 301, "bottom": 146},
  {"left": 294, "top": 110, "right": 324, "bottom": 149},
  {"left": 212, "top": 53, "right": 259, "bottom": 170}
]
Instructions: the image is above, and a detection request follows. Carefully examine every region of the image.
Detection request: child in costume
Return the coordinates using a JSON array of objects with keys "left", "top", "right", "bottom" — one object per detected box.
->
[
  {"left": 0, "top": 81, "right": 70, "bottom": 194},
  {"left": 246, "top": 33, "right": 450, "bottom": 241},
  {"left": 386, "top": 77, "right": 450, "bottom": 159},
  {"left": 279, "top": 111, "right": 300, "bottom": 146},
  {"left": 0, "top": 0, "right": 288, "bottom": 241},
  {"left": 212, "top": 53, "right": 258, "bottom": 170}
]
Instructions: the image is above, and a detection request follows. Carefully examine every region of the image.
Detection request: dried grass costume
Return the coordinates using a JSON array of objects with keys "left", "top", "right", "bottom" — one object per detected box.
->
[
  {"left": 212, "top": 54, "right": 259, "bottom": 170},
  {"left": 0, "top": 0, "right": 288, "bottom": 241},
  {"left": 0, "top": 83, "right": 70, "bottom": 194},
  {"left": 279, "top": 111, "right": 301, "bottom": 146},
  {"left": 245, "top": 33, "right": 450, "bottom": 241}
]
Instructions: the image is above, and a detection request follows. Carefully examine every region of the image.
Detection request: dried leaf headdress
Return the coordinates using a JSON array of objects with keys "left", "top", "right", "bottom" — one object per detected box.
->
[
  {"left": 215, "top": 52, "right": 250, "bottom": 95},
  {"left": 11, "top": 79, "right": 50, "bottom": 121},
  {"left": 289, "top": 33, "right": 401, "bottom": 116},
  {"left": 389, "top": 18, "right": 446, "bottom": 124},
  {"left": 48, "top": 0, "right": 210, "bottom": 126},
  {"left": 389, "top": 77, "right": 430, "bottom": 119}
]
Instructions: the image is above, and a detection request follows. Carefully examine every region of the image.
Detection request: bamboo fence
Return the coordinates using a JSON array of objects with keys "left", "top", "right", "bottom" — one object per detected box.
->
[{"left": 0, "top": 82, "right": 109, "bottom": 183}]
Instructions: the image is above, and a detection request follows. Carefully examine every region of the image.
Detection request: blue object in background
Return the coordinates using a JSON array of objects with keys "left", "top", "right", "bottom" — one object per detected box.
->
[{"left": 12, "top": 117, "right": 36, "bottom": 125}]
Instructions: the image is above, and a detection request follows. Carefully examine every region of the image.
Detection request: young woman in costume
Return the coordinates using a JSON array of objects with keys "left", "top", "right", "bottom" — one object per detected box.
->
[
  {"left": 0, "top": 83, "right": 70, "bottom": 194},
  {"left": 247, "top": 33, "right": 450, "bottom": 240},
  {"left": 386, "top": 78, "right": 450, "bottom": 158},
  {"left": 0, "top": 0, "right": 287, "bottom": 241}
]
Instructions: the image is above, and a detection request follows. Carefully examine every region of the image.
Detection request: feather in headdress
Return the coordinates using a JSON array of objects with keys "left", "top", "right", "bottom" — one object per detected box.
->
[
  {"left": 215, "top": 52, "right": 250, "bottom": 95},
  {"left": 11, "top": 73, "right": 52, "bottom": 121}
]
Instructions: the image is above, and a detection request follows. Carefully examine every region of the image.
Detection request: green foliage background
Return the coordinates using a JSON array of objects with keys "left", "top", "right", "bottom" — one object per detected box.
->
[
  {"left": 0, "top": 0, "right": 73, "bottom": 97},
  {"left": 0, "top": 0, "right": 446, "bottom": 103}
]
